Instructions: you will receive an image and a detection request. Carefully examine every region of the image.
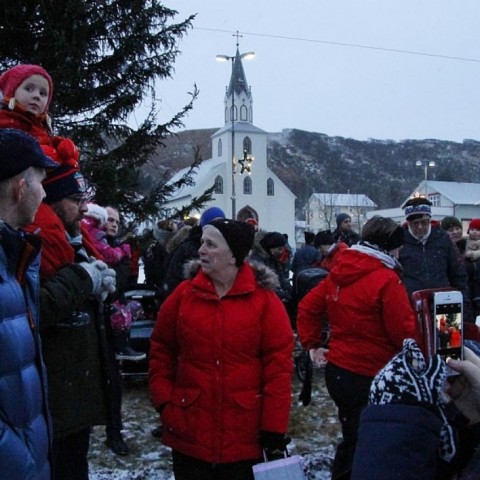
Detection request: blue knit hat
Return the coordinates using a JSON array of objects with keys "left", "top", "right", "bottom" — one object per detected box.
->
[{"left": 200, "top": 206, "right": 226, "bottom": 227}]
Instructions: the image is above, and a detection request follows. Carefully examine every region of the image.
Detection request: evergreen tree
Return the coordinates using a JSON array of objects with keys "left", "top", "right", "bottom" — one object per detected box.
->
[{"left": 0, "top": 0, "right": 213, "bottom": 224}]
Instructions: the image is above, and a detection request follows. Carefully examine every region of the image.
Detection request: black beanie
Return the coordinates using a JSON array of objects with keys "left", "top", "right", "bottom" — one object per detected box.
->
[
  {"left": 314, "top": 230, "right": 334, "bottom": 248},
  {"left": 260, "top": 231, "right": 286, "bottom": 251},
  {"left": 43, "top": 166, "right": 87, "bottom": 204},
  {"left": 208, "top": 219, "right": 255, "bottom": 267}
]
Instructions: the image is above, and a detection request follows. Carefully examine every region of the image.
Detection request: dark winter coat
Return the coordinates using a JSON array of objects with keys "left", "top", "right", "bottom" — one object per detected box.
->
[
  {"left": 163, "top": 226, "right": 202, "bottom": 296},
  {"left": 248, "top": 231, "right": 292, "bottom": 303},
  {"left": 149, "top": 260, "right": 293, "bottom": 464},
  {"left": 26, "top": 206, "right": 111, "bottom": 438},
  {"left": 297, "top": 246, "right": 418, "bottom": 377},
  {"left": 352, "top": 403, "right": 480, "bottom": 480},
  {"left": 290, "top": 244, "right": 319, "bottom": 274},
  {"left": 399, "top": 226, "right": 471, "bottom": 320},
  {"left": 0, "top": 221, "right": 51, "bottom": 480}
]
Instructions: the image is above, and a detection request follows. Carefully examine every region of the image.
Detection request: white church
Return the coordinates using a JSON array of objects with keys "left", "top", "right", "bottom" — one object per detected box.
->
[{"left": 164, "top": 44, "right": 296, "bottom": 244}]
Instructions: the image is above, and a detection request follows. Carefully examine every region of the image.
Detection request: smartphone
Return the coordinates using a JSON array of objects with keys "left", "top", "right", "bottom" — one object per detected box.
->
[{"left": 433, "top": 291, "right": 463, "bottom": 373}]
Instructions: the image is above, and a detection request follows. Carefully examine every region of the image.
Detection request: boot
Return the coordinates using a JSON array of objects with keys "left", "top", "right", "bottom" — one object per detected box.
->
[
  {"left": 113, "top": 331, "right": 146, "bottom": 361},
  {"left": 105, "top": 430, "right": 129, "bottom": 456}
]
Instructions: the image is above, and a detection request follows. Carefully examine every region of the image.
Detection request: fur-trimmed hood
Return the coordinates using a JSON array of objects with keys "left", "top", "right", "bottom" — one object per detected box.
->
[{"left": 183, "top": 258, "right": 280, "bottom": 292}]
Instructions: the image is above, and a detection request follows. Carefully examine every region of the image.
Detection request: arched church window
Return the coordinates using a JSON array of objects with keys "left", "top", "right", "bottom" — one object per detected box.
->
[
  {"left": 243, "top": 176, "right": 252, "bottom": 195},
  {"left": 249, "top": 107, "right": 253, "bottom": 123},
  {"left": 218, "top": 139, "right": 222, "bottom": 157},
  {"left": 225, "top": 106, "right": 228, "bottom": 123},
  {"left": 214, "top": 175, "right": 223, "bottom": 194},
  {"left": 240, "top": 105, "right": 248, "bottom": 121},
  {"left": 230, "top": 105, "right": 237, "bottom": 121},
  {"left": 267, "top": 178, "right": 274, "bottom": 196},
  {"left": 243, "top": 136, "right": 252, "bottom": 154}
]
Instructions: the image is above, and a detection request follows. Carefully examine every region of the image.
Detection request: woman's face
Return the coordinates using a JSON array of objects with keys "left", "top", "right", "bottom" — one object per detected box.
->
[
  {"left": 447, "top": 225, "right": 463, "bottom": 243},
  {"left": 198, "top": 226, "right": 235, "bottom": 276}
]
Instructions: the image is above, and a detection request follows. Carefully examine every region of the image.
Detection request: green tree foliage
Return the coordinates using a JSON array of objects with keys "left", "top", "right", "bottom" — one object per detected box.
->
[{"left": 0, "top": 0, "right": 213, "bottom": 225}]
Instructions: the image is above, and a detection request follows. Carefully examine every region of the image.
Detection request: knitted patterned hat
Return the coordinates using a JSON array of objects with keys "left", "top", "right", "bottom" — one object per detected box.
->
[
  {"left": 403, "top": 197, "right": 432, "bottom": 220},
  {"left": 207, "top": 219, "right": 255, "bottom": 267},
  {"left": 0, "top": 64, "right": 54, "bottom": 110}
]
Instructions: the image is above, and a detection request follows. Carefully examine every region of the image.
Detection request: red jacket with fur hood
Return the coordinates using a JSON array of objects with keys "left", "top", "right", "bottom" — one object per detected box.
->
[{"left": 149, "top": 260, "right": 294, "bottom": 463}]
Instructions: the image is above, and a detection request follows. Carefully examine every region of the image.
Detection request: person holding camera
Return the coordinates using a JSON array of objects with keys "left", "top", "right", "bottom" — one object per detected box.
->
[{"left": 352, "top": 340, "right": 480, "bottom": 480}]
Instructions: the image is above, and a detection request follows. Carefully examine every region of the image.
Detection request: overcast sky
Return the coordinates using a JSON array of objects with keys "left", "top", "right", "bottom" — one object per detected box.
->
[{"left": 146, "top": 1, "right": 480, "bottom": 142}]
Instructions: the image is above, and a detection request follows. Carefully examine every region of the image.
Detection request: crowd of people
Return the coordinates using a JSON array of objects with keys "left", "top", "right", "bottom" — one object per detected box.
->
[{"left": 2, "top": 61, "right": 480, "bottom": 480}]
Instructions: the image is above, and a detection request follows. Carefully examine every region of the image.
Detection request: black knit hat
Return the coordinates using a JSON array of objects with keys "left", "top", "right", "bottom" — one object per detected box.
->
[
  {"left": 208, "top": 219, "right": 255, "bottom": 267},
  {"left": 314, "top": 230, "right": 334, "bottom": 248},
  {"left": 440, "top": 216, "right": 462, "bottom": 231},
  {"left": 260, "top": 231, "right": 286, "bottom": 251}
]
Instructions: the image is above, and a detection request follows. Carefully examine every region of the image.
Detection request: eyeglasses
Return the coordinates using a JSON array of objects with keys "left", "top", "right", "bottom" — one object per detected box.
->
[{"left": 67, "top": 195, "right": 88, "bottom": 205}]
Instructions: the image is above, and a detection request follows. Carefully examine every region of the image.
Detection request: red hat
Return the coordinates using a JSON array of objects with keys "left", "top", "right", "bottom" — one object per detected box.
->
[
  {"left": 468, "top": 219, "right": 480, "bottom": 232},
  {"left": 0, "top": 64, "right": 53, "bottom": 110}
]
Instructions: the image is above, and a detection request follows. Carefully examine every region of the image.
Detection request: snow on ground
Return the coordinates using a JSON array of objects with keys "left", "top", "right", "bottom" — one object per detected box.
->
[{"left": 88, "top": 366, "right": 340, "bottom": 479}]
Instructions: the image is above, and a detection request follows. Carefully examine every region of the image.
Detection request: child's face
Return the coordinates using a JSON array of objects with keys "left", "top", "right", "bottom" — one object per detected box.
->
[
  {"left": 14, "top": 74, "right": 50, "bottom": 114},
  {"left": 469, "top": 228, "right": 480, "bottom": 240}
]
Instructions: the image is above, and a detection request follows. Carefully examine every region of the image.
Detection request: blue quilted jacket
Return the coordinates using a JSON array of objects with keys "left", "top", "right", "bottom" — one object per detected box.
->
[{"left": 0, "top": 221, "right": 51, "bottom": 479}]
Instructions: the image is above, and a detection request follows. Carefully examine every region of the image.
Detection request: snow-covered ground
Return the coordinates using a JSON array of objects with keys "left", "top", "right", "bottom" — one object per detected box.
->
[{"left": 88, "top": 366, "right": 341, "bottom": 479}]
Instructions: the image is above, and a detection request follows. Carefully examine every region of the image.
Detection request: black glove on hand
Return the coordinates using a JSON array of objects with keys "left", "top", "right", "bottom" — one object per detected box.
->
[
  {"left": 57, "top": 311, "right": 90, "bottom": 328},
  {"left": 369, "top": 338, "right": 456, "bottom": 461},
  {"left": 259, "top": 430, "right": 291, "bottom": 460}
]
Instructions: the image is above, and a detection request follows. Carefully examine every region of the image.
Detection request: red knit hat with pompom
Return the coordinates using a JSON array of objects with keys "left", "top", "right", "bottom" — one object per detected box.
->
[{"left": 0, "top": 64, "right": 53, "bottom": 110}]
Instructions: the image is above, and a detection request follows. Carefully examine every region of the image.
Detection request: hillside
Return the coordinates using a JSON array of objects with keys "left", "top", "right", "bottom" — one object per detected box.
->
[{"left": 146, "top": 128, "right": 480, "bottom": 215}]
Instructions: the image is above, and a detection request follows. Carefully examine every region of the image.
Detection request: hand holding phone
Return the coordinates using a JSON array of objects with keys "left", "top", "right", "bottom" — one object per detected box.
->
[{"left": 433, "top": 291, "right": 464, "bottom": 374}]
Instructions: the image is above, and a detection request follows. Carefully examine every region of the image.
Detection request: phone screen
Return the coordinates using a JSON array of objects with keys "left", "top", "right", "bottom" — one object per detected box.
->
[{"left": 434, "top": 302, "right": 463, "bottom": 361}]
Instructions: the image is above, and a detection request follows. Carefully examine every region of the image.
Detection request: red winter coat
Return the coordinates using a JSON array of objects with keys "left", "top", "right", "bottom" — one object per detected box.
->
[
  {"left": 149, "top": 260, "right": 294, "bottom": 464},
  {"left": 297, "top": 247, "right": 418, "bottom": 377}
]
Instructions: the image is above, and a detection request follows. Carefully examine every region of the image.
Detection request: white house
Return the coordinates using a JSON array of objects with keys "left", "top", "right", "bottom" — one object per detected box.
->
[
  {"left": 367, "top": 180, "right": 480, "bottom": 231},
  {"left": 163, "top": 45, "right": 296, "bottom": 244},
  {"left": 306, "top": 192, "right": 377, "bottom": 233}
]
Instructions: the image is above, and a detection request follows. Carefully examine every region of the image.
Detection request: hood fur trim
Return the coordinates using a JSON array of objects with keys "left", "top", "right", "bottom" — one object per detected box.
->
[{"left": 183, "top": 258, "right": 280, "bottom": 291}]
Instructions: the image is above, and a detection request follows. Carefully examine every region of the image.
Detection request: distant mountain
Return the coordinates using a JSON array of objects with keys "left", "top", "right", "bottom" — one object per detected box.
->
[{"left": 146, "top": 128, "right": 480, "bottom": 216}]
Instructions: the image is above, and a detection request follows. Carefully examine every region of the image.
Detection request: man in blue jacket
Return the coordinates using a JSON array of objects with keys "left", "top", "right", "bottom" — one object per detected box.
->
[{"left": 0, "top": 129, "right": 59, "bottom": 479}]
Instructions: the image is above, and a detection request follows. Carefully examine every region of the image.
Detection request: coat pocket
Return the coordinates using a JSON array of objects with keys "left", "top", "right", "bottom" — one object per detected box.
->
[{"left": 161, "top": 387, "right": 201, "bottom": 442}]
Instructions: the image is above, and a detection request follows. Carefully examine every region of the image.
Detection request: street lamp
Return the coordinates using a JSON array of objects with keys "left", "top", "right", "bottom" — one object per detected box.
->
[
  {"left": 415, "top": 160, "right": 436, "bottom": 197},
  {"left": 216, "top": 42, "right": 255, "bottom": 219}
]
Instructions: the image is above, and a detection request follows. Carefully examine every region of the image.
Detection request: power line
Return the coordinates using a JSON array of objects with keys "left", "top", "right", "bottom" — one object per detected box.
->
[{"left": 195, "top": 27, "right": 480, "bottom": 64}]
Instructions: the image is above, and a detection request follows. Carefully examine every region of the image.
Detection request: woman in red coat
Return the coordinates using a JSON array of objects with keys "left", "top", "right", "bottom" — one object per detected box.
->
[
  {"left": 149, "top": 219, "right": 293, "bottom": 480},
  {"left": 297, "top": 216, "right": 418, "bottom": 480}
]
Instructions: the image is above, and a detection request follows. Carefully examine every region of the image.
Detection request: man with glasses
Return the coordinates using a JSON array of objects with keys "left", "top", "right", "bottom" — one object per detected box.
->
[
  {"left": 24, "top": 162, "right": 117, "bottom": 480},
  {"left": 399, "top": 196, "right": 471, "bottom": 320}
]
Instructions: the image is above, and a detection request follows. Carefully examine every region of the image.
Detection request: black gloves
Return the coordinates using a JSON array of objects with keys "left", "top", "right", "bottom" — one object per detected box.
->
[
  {"left": 57, "top": 311, "right": 90, "bottom": 328},
  {"left": 369, "top": 338, "right": 456, "bottom": 462},
  {"left": 259, "top": 430, "right": 291, "bottom": 460}
]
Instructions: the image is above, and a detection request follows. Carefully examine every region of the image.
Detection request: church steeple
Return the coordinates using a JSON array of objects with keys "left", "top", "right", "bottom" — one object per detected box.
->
[{"left": 221, "top": 38, "right": 254, "bottom": 125}]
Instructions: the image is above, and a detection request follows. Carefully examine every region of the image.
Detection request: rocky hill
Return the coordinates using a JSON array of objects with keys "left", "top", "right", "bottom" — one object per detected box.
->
[{"left": 147, "top": 128, "right": 480, "bottom": 215}]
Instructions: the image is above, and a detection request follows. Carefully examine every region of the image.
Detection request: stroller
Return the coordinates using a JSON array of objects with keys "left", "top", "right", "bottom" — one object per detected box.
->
[{"left": 118, "top": 286, "right": 160, "bottom": 378}]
